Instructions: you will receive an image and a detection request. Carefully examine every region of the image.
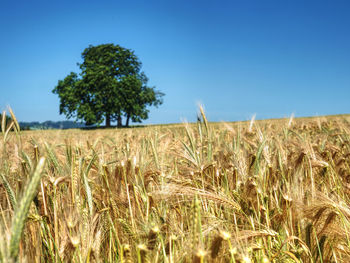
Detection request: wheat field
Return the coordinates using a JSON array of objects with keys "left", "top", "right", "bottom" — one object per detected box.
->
[{"left": 1, "top": 109, "right": 350, "bottom": 262}]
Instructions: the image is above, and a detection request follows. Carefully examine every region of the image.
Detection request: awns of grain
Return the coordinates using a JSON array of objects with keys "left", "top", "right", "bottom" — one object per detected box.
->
[{"left": 0, "top": 109, "right": 350, "bottom": 262}]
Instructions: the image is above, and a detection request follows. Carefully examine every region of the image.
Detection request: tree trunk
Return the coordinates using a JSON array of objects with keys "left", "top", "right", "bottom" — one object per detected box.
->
[
  {"left": 125, "top": 114, "right": 130, "bottom": 127},
  {"left": 105, "top": 114, "right": 111, "bottom": 127},
  {"left": 117, "top": 115, "right": 122, "bottom": 128}
]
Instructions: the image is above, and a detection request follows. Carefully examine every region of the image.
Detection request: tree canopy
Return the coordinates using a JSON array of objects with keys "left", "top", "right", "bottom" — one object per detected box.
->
[{"left": 52, "top": 44, "right": 164, "bottom": 127}]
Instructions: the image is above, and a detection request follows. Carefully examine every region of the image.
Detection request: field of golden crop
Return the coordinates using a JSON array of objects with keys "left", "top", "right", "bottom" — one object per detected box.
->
[{"left": 1, "top": 110, "right": 350, "bottom": 262}]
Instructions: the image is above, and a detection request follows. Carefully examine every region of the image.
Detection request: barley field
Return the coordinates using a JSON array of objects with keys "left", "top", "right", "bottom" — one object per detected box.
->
[{"left": 1, "top": 109, "right": 350, "bottom": 262}]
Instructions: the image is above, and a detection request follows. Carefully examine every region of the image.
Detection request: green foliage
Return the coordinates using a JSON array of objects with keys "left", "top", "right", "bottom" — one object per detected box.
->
[{"left": 53, "top": 44, "right": 164, "bottom": 127}]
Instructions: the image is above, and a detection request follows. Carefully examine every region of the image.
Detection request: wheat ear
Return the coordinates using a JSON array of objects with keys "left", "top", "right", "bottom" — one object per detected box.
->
[{"left": 9, "top": 157, "right": 46, "bottom": 261}]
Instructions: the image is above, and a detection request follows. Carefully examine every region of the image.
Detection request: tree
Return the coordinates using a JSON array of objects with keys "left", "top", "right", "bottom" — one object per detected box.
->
[{"left": 52, "top": 44, "right": 164, "bottom": 127}]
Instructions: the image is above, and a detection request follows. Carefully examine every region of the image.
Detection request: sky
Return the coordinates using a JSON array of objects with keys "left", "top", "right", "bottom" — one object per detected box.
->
[{"left": 1, "top": 0, "right": 350, "bottom": 125}]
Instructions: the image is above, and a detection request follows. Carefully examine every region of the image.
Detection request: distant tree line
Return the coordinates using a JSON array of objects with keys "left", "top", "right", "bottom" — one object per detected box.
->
[
  {"left": 1, "top": 113, "right": 88, "bottom": 130},
  {"left": 18, "top": 120, "right": 87, "bottom": 130}
]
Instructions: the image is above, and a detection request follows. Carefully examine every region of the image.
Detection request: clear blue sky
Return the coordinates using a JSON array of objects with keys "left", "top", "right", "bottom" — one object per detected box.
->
[{"left": 1, "top": 0, "right": 349, "bottom": 124}]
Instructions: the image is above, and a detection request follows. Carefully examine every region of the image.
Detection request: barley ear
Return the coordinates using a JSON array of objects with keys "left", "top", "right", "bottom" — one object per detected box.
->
[
  {"left": 210, "top": 230, "right": 231, "bottom": 259},
  {"left": 193, "top": 248, "right": 207, "bottom": 263},
  {"left": 82, "top": 171, "right": 93, "bottom": 216},
  {"left": 1, "top": 110, "right": 6, "bottom": 134},
  {"left": 8, "top": 107, "right": 20, "bottom": 133},
  {"left": 137, "top": 244, "right": 149, "bottom": 263},
  {"left": 122, "top": 244, "right": 132, "bottom": 263},
  {"left": 9, "top": 157, "right": 46, "bottom": 261},
  {"left": 199, "top": 105, "right": 209, "bottom": 135},
  {"left": 210, "top": 235, "right": 223, "bottom": 259},
  {"left": 305, "top": 223, "right": 313, "bottom": 250},
  {"left": 0, "top": 173, "right": 17, "bottom": 209},
  {"left": 147, "top": 226, "right": 160, "bottom": 250}
]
